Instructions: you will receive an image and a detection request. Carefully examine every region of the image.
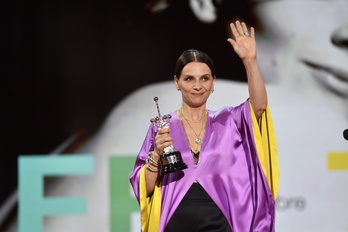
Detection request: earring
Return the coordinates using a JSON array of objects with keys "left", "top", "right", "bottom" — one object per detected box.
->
[
  {"left": 211, "top": 90, "right": 214, "bottom": 93},
  {"left": 177, "top": 89, "right": 181, "bottom": 91}
]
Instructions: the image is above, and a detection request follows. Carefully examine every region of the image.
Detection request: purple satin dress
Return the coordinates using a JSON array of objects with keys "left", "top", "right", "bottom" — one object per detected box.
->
[{"left": 130, "top": 100, "right": 276, "bottom": 232}]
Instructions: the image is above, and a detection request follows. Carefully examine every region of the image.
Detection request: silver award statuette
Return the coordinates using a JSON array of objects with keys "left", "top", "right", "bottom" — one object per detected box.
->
[{"left": 150, "top": 97, "right": 188, "bottom": 175}]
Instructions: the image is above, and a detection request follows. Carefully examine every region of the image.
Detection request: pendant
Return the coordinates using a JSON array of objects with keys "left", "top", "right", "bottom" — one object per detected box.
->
[{"left": 195, "top": 138, "right": 202, "bottom": 144}]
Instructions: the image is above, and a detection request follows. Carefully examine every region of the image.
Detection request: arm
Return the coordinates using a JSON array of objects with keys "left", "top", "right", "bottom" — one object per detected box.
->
[
  {"left": 144, "top": 151, "right": 161, "bottom": 196},
  {"left": 145, "top": 127, "right": 173, "bottom": 196},
  {"left": 227, "top": 21, "right": 267, "bottom": 119},
  {"left": 130, "top": 126, "right": 173, "bottom": 197}
]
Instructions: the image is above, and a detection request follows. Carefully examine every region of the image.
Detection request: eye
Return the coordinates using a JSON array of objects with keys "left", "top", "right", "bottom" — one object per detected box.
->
[
  {"left": 184, "top": 77, "right": 194, "bottom": 81},
  {"left": 202, "top": 75, "right": 211, "bottom": 81}
]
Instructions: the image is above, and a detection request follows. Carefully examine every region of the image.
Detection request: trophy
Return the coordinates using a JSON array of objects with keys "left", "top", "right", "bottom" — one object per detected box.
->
[{"left": 150, "top": 97, "right": 188, "bottom": 175}]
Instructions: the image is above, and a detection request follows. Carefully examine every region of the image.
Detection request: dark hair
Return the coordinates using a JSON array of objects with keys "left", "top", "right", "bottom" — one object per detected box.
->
[{"left": 174, "top": 49, "right": 216, "bottom": 78}]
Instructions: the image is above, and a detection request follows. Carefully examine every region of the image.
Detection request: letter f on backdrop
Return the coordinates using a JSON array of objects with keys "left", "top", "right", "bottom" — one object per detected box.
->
[{"left": 18, "top": 155, "right": 93, "bottom": 232}]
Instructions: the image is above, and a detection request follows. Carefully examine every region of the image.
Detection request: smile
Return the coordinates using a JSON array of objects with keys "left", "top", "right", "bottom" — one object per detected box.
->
[{"left": 191, "top": 93, "right": 205, "bottom": 96}]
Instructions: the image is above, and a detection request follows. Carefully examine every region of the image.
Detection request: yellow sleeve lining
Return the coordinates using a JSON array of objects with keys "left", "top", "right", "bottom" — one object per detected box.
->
[
  {"left": 139, "top": 165, "right": 162, "bottom": 231},
  {"left": 249, "top": 102, "right": 279, "bottom": 199}
]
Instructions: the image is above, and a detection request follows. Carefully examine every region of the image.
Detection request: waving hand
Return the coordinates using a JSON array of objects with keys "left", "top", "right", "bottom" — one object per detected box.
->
[{"left": 227, "top": 21, "right": 256, "bottom": 61}]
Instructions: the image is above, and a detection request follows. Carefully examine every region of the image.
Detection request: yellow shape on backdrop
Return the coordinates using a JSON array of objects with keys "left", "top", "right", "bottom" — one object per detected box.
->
[{"left": 327, "top": 152, "right": 348, "bottom": 170}]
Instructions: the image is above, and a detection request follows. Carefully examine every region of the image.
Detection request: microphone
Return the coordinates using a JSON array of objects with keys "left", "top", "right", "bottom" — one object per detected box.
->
[{"left": 344, "top": 129, "right": 348, "bottom": 140}]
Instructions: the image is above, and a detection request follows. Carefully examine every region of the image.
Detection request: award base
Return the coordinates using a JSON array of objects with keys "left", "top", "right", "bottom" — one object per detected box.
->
[{"left": 160, "top": 151, "right": 188, "bottom": 175}]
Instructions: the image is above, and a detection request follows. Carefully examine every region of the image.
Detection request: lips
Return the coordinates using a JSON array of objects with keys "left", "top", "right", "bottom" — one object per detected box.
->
[
  {"left": 303, "top": 60, "right": 348, "bottom": 97},
  {"left": 191, "top": 93, "right": 205, "bottom": 96}
]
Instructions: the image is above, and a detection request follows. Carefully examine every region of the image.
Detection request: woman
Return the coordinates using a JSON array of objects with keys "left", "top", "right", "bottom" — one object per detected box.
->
[{"left": 130, "top": 21, "right": 279, "bottom": 232}]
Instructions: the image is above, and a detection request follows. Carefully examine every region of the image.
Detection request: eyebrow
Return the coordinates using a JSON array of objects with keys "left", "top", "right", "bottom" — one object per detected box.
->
[{"left": 183, "top": 74, "right": 212, "bottom": 77}]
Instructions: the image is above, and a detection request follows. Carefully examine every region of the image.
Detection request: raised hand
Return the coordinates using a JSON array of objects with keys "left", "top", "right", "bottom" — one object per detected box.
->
[{"left": 227, "top": 21, "right": 257, "bottom": 61}]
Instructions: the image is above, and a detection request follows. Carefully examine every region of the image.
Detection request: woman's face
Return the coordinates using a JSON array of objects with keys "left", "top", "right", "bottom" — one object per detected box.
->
[
  {"left": 254, "top": 0, "right": 348, "bottom": 98},
  {"left": 174, "top": 61, "right": 215, "bottom": 108}
]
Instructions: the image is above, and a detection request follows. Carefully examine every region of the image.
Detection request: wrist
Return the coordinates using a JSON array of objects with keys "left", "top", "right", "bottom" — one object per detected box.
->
[
  {"left": 153, "top": 149, "right": 163, "bottom": 158},
  {"left": 146, "top": 151, "right": 160, "bottom": 173},
  {"left": 148, "top": 151, "right": 160, "bottom": 164},
  {"left": 242, "top": 57, "right": 257, "bottom": 65}
]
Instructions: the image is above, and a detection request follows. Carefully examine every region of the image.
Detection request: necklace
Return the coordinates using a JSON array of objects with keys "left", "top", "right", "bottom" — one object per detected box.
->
[{"left": 178, "top": 108, "right": 207, "bottom": 144}]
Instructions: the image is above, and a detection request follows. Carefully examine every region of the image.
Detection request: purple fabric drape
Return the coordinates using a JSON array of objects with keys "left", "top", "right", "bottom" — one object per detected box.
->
[{"left": 130, "top": 100, "right": 276, "bottom": 232}]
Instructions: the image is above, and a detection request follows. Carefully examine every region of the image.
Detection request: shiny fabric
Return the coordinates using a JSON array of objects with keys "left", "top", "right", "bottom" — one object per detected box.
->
[
  {"left": 165, "top": 183, "right": 232, "bottom": 232},
  {"left": 130, "top": 100, "right": 278, "bottom": 232}
]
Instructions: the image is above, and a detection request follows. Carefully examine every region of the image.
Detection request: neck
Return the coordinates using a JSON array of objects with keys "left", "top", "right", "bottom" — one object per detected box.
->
[{"left": 181, "top": 104, "right": 207, "bottom": 122}]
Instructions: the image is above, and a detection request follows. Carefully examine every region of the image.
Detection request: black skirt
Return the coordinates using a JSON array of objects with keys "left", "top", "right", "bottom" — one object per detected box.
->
[{"left": 164, "top": 183, "right": 232, "bottom": 232}]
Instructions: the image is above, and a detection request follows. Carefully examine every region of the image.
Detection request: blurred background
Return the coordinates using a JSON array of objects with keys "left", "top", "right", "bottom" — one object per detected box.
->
[{"left": 1, "top": 0, "right": 348, "bottom": 231}]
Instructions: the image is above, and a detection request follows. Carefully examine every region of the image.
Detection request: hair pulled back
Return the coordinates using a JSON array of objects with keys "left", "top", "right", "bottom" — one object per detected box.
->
[{"left": 174, "top": 49, "right": 216, "bottom": 78}]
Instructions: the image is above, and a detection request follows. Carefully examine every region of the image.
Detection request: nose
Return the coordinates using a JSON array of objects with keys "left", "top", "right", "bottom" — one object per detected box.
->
[
  {"left": 193, "top": 81, "right": 202, "bottom": 90},
  {"left": 331, "top": 24, "right": 348, "bottom": 48}
]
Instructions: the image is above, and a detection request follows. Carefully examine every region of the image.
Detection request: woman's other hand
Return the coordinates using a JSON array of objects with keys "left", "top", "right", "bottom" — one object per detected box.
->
[{"left": 227, "top": 21, "right": 257, "bottom": 61}]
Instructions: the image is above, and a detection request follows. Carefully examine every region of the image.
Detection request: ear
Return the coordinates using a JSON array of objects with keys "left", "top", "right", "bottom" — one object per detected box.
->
[
  {"left": 211, "top": 77, "right": 215, "bottom": 92},
  {"left": 174, "top": 75, "right": 180, "bottom": 90}
]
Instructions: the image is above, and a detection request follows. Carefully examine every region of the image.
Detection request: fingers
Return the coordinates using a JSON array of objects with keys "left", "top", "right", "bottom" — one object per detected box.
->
[
  {"left": 229, "top": 20, "right": 254, "bottom": 39},
  {"left": 250, "top": 27, "right": 255, "bottom": 38},
  {"left": 236, "top": 21, "right": 244, "bottom": 36},
  {"left": 157, "top": 127, "right": 171, "bottom": 137},
  {"left": 229, "top": 22, "right": 239, "bottom": 39},
  {"left": 227, "top": 20, "right": 256, "bottom": 60},
  {"left": 155, "top": 128, "right": 173, "bottom": 154}
]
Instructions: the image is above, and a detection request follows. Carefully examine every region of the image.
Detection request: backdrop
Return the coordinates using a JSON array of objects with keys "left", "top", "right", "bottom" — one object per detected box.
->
[{"left": 1, "top": 1, "right": 348, "bottom": 231}]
